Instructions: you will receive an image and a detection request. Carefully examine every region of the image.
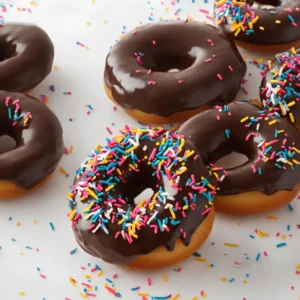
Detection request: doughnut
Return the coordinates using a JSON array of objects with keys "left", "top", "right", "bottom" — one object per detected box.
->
[
  {"left": 68, "top": 127, "right": 216, "bottom": 269},
  {"left": 215, "top": 0, "right": 300, "bottom": 52},
  {"left": 179, "top": 101, "right": 300, "bottom": 215},
  {"left": 261, "top": 48, "right": 300, "bottom": 130},
  {"left": 0, "top": 23, "right": 54, "bottom": 92},
  {"left": 0, "top": 91, "right": 64, "bottom": 199},
  {"left": 104, "top": 21, "right": 246, "bottom": 124}
]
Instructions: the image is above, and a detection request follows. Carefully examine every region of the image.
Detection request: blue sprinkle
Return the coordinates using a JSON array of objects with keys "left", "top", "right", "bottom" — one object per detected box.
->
[
  {"left": 249, "top": 234, "right": 255, "bottom": 239},
  {"left": 256, "top": 253, "right": 260, "bottom": 261},
  {"left": 287, "top": 225, "right": 291, "bottom": 231},
  {"left": 276, "top": 243, "right": 287, "bottom": 248},
  {"left": 229, "top": 278, "right": 235, "bottom": 283},
  {"left": 287, "top": 203, "right": 294, "bottom": 211},
  {"left": 49, "top": 222, "right": 55, "bottom": 231}
]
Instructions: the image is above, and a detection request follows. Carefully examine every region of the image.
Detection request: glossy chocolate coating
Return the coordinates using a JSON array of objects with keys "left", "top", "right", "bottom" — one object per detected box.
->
[
  {"left": 179, "top": 102, "right": 300, "bottom": 195},
  {"left": 0, "top": 91, "right": 64, "bottom": 189},
  {"left": 0, "top": 23, "right": 54, "bottom": 91},
  {"left": 71, "top": 131, "right": 213, "bottom": 265},
  {"left": 104, "top": 21, "right": 246, "bottom": 117},
  {"left": 215, "top": 0, "right": 300, "bottom": 46}
]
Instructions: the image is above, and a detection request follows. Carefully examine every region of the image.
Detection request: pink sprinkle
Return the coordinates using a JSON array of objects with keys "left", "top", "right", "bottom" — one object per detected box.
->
[
  {"left": 82, "top": 283, "right": 92, "bottom": 288},
  {"left": 291, "top": 286, "right": 295, "bottom": 291},
  {"left": 234, "top": 261, "right": 242, "bottom": 267},
  {"left": 148, "top": 81, "right": 156, "bottom": 85},
  {"left": 113, "top": 106, "right": 117, "bottom": 111},
  {"left": 276, "top": 232, "right": 280, "bottom": 237},
  {"left": 135, "top": 70, "right": 141, "bottom": 73},
  {"left": 132, "top": 31, "right": 137, "bottom": 35},
  {"left": 199, "top": 8, "right": 209, "bottom": 13},
  {"left": 64, "top": 147, "right": 69, "bottom": 155},
  {"left": 206, "top": 15, "right": 213, "bottom": 21},
  {"left": 40, "top": 274, "right": 46, "bottom": 279},
  {"left": 177, "top": 267, "right": 182, "bottom": 272},
  {"left": 217, "top": 74, "right": 223, "bottom": 80},
  {"left": 90, "top": 267, "right": 98, "bottom": 272},
  {"left": 152, "top": 40, "right": 156, "bottom": 45},
  {"left": 201, "top": 208, "right": 211, "bottom": 216},
  {"left": 263, "top": 251, "right": 268, "bottom": 256},
  {"left": 86, "top": 293, "right": 96, "bottom": 297},
  {"left": 148, "top": 69, "right": 152, "bottom": 75},
  {"left": 228, "top": 65, "right": 233, "bottom": 71},
  {"left": 216, "top": 115, "right": 221, "bottom": 120},
  {"left": 106, "top": 127, "right": 113, "bottom": 135},
  {"left": 178, "top": 80, "right": 184, "bottom": 84},
  {"left": 147, "top": 278, "right": 152, "bottom": 286},
  {"left": 137, "top": 56, "right": 143, "bottom": 65},
  {"left": 205, "top": 58, "right": 212, "bottom": 63},
  {"left": 113, "top": 274, "right": 118, "bottom": 279},
  {"left": 105, "top": 286, "right": 118, "bottom": 297}
]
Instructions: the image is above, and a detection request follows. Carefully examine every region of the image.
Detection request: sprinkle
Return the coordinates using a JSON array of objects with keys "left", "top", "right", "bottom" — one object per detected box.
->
[
  {"left": 288, "top": 204, "right": 294, "bottom": 211},
  {"left": 147, "top": 278, "right": 152, "bottom": 286},
  {"left": 63, "top": 92, "right": 72, "bottom": 95},
  {"left": 59, "top": 168, "right": 69, "bottom": 177},
  {"left": 217, "top": 74, "right": 223, "bottom": 80},
  {"left": 49, "top": 222, "right": 55, "bottom": 231},
  {"left": 49, "top": 85, "right": 55, "bottom": 92},
  {"left": 276, "top": 243, "right": 287, "bottom": 248},
  {"left": 70, "top": 248, "right": 77, "bottom": 255},
  {"left": 19, "top": 292, "right": 25, "bottom": 296},
  {"left": 224, "top": 242, "right": 239, "bottom": 248}
]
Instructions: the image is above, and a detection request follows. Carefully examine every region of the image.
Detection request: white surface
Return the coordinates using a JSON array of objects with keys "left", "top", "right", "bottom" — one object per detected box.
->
[{"left": 0, "top": 1, "right": 300, "bottom": 300}]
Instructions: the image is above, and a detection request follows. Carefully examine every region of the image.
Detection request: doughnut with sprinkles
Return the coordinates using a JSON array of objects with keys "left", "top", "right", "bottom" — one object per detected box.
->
[
  {"left": 179, "top": 101, "right": 300, "bottom": 215},
  {"left": 68, "top": 127, "right": 216, "bottom": 269},
  {"left": 215, "top": 0, "right": 300, "bottom": 52}
]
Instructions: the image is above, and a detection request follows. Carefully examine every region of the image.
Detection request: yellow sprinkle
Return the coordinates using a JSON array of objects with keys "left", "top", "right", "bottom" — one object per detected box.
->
[
  {"left": 192, "top": 297, "right": 198, "bottom": 300},
  {"left": 86, "top": 187, "right": 98, "bottom": 199},
  {"left": 97, "top": 270, "right": 103, "bottom": 277},
  {"left": 117, "top": 168, "right": 122, "bottom": 176},
  {"left": 243, "top": 280, "right": 248, "bottom": 284},
  {"left": 125, "top": 146, "right": 137, "bottom": 153},
  {"left": 293, "top": 147, "right": 300, "bottom": 154},
  {"left": 118, "top": 217, "right": 125, "bottom": 225},
  {"left": 267, "top": 215, "right": 278, "bottom": 220},
  {"left": 282, "top": 235, "right": 286, "bottom": 240},
  {"left": 79, "top": 292, "right": 88, "bottom": 299},
  {"left": 275, "top": 20, "right": 281, "bottom": 24},
  {"left": 169, "top": 206, "right": 176, "bottom": 219},
  {"left": 19, "top": 292, "right": 25, "bottom": 296},
  {"left": 287, "top": 101, "right": 296, "bottom": 107},
  {"left": 240, "top": 116, "right": 249, "bottom": 123},
  {"left": 293, "top": 159, "right": 299, "bottom": 165},
  {"left": 268, "top": 119, "right": 277, "bottom": 125},
  {"left": 30, "top": 1, "right": 38, "bottom": 5},
  {"left": 17, "top": 222, "right": 21, "bottom": 226},
  {"left": 256, "top": 230, "right": 270, "bottom": 237},
  {"left": 69, "top": 276, "right": 76, "bottom": 286},
  {"left": 292, "top": 47, "right": 297, "bottom": 55},
  {"left": 86, "top": 22, "right": 91, "bottom": 26},
  {"left": 259, "top": 26, "right": 265, "bottom": 31},
  {"left": 278, "top": 130, "right": 285, "bottom": 134},
  {"left": 194, "top": 257, "right": 207, "bottom": 262},
  {"left": 83, "top": 201, "right": 94, "bottom": 213},
  {"left": 33, "top": 220, "right": 37, "bottom": 224},
  {"left": 163, "top": 275, "right": 168, "bottom": 282},
  {"left": 54, "top": 66, "right": 59, "bottom": 70},
  {"left": 234, "top": 27, "right": 241, "bottom": 37},
  {"left": 129, "top": 164, "right": 136, "bottom": 170},
  {"left": 182, "top": 205, "right": 189, "bottom": 210},
  {"left": 224, "top": 242, "right": 239, "bottom": 247},
  {"left": 184, "top": 150, "right": 195, "bottom": 158},
  {"left": 69, "top": 145, "right": 74, "bottom": 154},
  {"left": 138, "top": 200, "right": 146, "bottom": 208},
  {"left": 221, "top": 277, "right": 227, "bottom": 282},
  {"left": 295, "top": 265, "right": 300, "bottom": 269},
  {"left": 138, "top": 293, "right": 150, "bottom": 297},
  {"left": 59, "top": 167, "right": 68, "bottom": 175},
  {"left": 105, "top": 185, "right": 114, "bottom": 192},
  {"left": 104, "top": 20, "right": 108, "bottom": 24},
  {"left": 84, "top": 274, "right": 91, "bottom": 279},
  {"left": 20, "top": 252, "right": 24, "bottom": 256},
  {"left": 172, "top": 294, "right": 180, "bottom": 300},
  {"left": 289, "top": 112, "right": 295, "bottom": 123},
  {"left": 176, "top": 167, "right": 187, "bottom": 175},
  {"left": 201, "top": 293, "right": 207, "bottom": 299}
]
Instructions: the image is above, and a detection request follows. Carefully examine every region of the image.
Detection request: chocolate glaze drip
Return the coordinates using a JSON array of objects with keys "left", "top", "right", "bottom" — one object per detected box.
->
[
  {"left": 0, "top": 23, "right": 54, "bottom": 92},
  {"left": 104, "top": 21, "right": 246, "bottom": 117},
  {"left": 72, "top": 133, "right": 213, "bottom": 265},
  {"left": 215, "top": 0, "right": 300, "bottom": 46},
  {"left": 0, "top": 91, "right": 64, "bottom": 189},
  {"left": 179, "top": 101, "right": 300, "bottom": 195}
]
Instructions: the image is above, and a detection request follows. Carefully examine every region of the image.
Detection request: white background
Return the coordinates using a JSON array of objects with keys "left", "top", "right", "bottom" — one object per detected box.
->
[{"left": 0, "top": 0, "right": 299, "bottom": 299}]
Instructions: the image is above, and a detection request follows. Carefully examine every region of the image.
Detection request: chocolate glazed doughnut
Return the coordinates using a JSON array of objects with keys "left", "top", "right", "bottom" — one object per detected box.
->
[
  {"left": 0, "top": 91, "right": 64, "bottom": 199},
  {"left": 215, "top": 0, "right": 300, "bottom": 52},
  {"left": 68, "top": 127, "right": 216, "bottom": 269},
  {"left": 104, "top": 21, "right": 246, "bottom": 124},
  {"left": 0, "top": 23, "right": 54, "bottom": 92},
  {"left": 179, "top": 101, "right": 300, "bottom": 215}
]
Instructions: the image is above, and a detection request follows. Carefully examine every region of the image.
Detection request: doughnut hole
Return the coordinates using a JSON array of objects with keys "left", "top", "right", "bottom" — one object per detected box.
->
[
  {"left": 0, "top": 41, "right": 17, "bottom": 62},
  {"left": 215, "top": 152, "right": 249, "bottom": 169}
]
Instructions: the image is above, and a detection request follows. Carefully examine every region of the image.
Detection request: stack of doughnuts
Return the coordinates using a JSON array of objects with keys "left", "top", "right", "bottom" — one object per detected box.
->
[
  {"left": 0, "top": 22, "right": 64, "bottom": 199},
  {"left": 70, "top": 4, "right": 300, "bottom": 268}
]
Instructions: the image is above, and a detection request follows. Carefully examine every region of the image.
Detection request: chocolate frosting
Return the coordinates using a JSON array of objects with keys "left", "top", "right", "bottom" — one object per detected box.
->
[
  {"left": 69, "top": 128, "right": 214, "bottom": 265},
  {"left": 179, "top": 101, "right": 300, "bottom": 195},
  {"left": 215, "top": 0, "right": 300, "bottom": 46},
  {"left": 0, "top": 23, "right": 54, "bottom": 91},
  {"left": 260, "top": 49, "right": 300, "bottom": 123},
  {"left": 0, "top": 91, "right": 64, "bottom": 189},
  {"left": 104, "top": 21, "right": 246, "bottom": 117}
]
